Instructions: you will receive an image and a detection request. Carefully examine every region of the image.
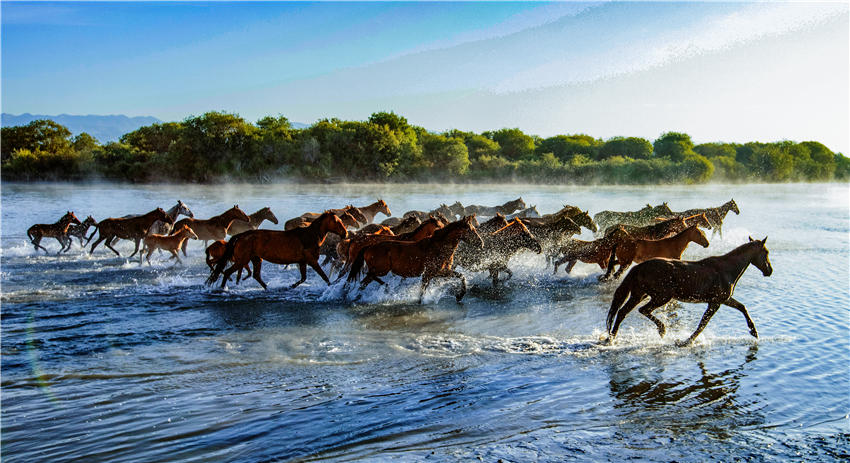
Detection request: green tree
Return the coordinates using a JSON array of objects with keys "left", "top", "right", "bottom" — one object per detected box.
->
[
  {"left": 536, "top": 134, "right": 600, "bottom": 162},
  {"left": 695, "top": 142, "right": 737, "bottom": 159},
  {"left": 421, "top": 132, "right": 470, "bottom": 176},
  {"left": 598, "top": 136, "right": 653, "bottom": 160},
  {"left": 1, "top": 119, "right": 73, "bottom": 162},
  {"left": 484, "top": 128, "right": 535, "bottom": 161},
  {"left": 654, "top": 132, "right": 695, "bottom": 162}
]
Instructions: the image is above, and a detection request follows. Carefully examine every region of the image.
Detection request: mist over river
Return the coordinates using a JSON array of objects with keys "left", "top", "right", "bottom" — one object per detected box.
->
[{"left": 2, "top": 182, "right": 848, "bottom": 462}]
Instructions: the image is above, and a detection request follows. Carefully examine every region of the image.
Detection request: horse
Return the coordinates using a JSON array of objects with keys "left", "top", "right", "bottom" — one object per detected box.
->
[
  {"left": 285, "top": 205, "right": 368, "bottom": 230},
  {"left": 602, "top": 213, "right": 711, "bottom": 241},
  {"left": 403, "top": 205, "right": 454, "bottom": 222},
  {"left": 673, "top": 199, "right": 740, "bottom": 239},
  {"left": 347, "top": 199, "right": 392, "bottom": 224},
  {"left": 335, "top": 216, "right": 447, "bottom": 277},
  {"left": 62, "top": 215, "right": 97, "bottom": 252},
  {"left": 346, "top": 216, "right": 484, "bottom": 303},
  {"left": 606, "top": 237, "right": 772, "bottom": 345},
  {"left": 139, "top": 224, "right": 198, "bottom": 265},
  {"left": 462, "top": 197, "right": 526, "bottom": 217},
  {"left": 454, "top": 218, "right": 543, "bottom": 287},
  {"left": 542, "top": 205, "right": 597, "bottom": 233},
  {"left": 27, "top": 211, "right": 81, "bottom": 254},
  {"left": 206, "top": 211, "right": 348, "bottom": 290},
  {"left": 506, "top": 206, "right": 541, "bottom": 220},
  {"left": 89, "top": 208, "right": 173, "bottom": 257},
  {"left": 552, "top": 228, "right": 630, "bottom": 277},
  {"left": 227, "top": 207, "right": 279, "bottom": 236},
  {"left": 172, "top": 205, "right": 251, "bottom": 255},
  {"left": 518, "top": 215, "right": 582, "bottom": 264},
  {"left": 106, "top": 200, "right": 194, "bottom": 246},
  {"left": 603, "top": 225, "right": 710, "bottom": 280},
  {"left": 447, "top": 201, "right": 466, "bottom": 218},
  {"left": 594, "top": 203, "right": 673, "bottom": 233}
]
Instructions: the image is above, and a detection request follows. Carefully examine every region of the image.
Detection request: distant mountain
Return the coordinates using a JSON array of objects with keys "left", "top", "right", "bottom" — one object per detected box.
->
[{"left": 1, "top": 113, "right": 162, "bottom": 143}]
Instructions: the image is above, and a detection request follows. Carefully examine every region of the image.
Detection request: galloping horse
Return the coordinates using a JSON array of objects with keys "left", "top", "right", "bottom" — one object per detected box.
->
[
  {"left": 63, "top": 215, "right": 97, "bottom": 251},
  {"left": 347, "top": 199, "right": 391, "bottom": 224},
  {"left": 227, "top": 207, "right": 279, "bottom": 236},
  {"left": 506, "top": 206, "right": 541, "bottom": 220},
  {"left": 519, "top": 215, "right": 582, "bottom": 265},
  {"left": 602, "top": 213, "right": 711, "bottom": 241},
  {"left": 335, "top": 216, "right": 447, "bottom": 277},
  {"left": 552, "top": 228, "right": 630, "bottom": 277},
  {"left": 27, "top": 211, "right": 81, "bottom": 254},
  {"left": 285, "top": 205, "right": 368, "bottom": 230},
  {"left": 89, "top": 208, "right": 173, "bottom": 257},
  {"left": 346, "top": 216, "right": 483, "bottom": 303},
  {"left": 542, "top": 205, "right": 597, "bottom": 233},
  {"left": 140, "top": 224, "right": 198, "bottom": 265},
  {"left": 107, "top": 200, "right": 194, "bottom": 246},
  {"left": 594, "top": 203, "right": 673, "bottom": 233},
  {"left": 172, "top": 205, "right": 251, "bottom": 255},
  {"left": 454, "top": 218, "right": 543, "bottom": 287},
  {"left": 206, "top": 211, "right": 348, "bottom": 290},
  {"left": 606, "top": 237, "right": 772, "bottom": 345},
  {"left": 674, "top": 199, "right": 740, "bottom": 239},
  {"left": 603, "top": 225, "right": 710, "bottom": 280}
]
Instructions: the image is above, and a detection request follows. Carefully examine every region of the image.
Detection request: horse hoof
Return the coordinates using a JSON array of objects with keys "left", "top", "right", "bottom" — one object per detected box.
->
[
  {"left": 750, "top": 329, "right": 759, "bottom": 339},
  {"left": 675, "top": 339, "right": 692, "bottom": 348}
]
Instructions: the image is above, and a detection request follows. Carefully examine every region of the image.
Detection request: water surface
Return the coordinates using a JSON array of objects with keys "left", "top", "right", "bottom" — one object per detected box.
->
[{"left": 2, "top": 182, "right": 848, "bottom": 462}]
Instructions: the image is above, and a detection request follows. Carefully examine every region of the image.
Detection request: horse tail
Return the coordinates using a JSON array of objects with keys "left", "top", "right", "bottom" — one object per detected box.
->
[
  {"left": 346, "top": 246, "right": 368, "bottom": 284},
  {"left": 206, "top": 236, "right": 238, "bottom": 286},
  {"left": 26, "top": 226, "right": 36, "bottom": 243},
  {"left": 606, "top": 271, "right": 631, "bottom": 334},
  {"left": 205, "top": 245, "right": 216, "bottom": 270}
]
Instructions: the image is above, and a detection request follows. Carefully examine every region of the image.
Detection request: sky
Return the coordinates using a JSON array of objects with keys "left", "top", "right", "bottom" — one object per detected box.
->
[{"left": 2, "top": 1, "right": 848, "bottom": 153}]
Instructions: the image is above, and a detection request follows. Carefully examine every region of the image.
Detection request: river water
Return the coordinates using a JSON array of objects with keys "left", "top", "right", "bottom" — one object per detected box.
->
[{"left": 1, "top": 182, "right": 848, "bottom": 462}]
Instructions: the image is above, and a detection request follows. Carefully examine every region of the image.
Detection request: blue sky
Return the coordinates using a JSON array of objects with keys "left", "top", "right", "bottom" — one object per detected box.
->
[{"left": 2, "top": 1, "right": 848, "bottom": 153}]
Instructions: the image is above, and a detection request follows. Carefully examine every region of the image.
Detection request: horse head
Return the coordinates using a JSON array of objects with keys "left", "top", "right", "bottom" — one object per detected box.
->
[
  {"left": 468, "top": 213, "right": 480, "bottom": 228},
  {"left": 689, "top": 225, "right": 710, "bottom": 248},
  {"left": 83, "top": 216, "right": 97, "bottom": 226},
  {"left": 321, "top": 211, "right": 348, "bottom": 239},
  {"left": 748, "top": 236, "right": 772, "bottom": 276},
  {"left": 177, "top": 200, "right": 194, "bottom": 218},
  {"left": 180, "top": 224, "right": 199, "bottom": 240},
  {"left": 572, "top": 210, "right": 597, "bottom": 233},
  {"left": 655, "top": 202, "right": 673, "bottom": 215},
  {"left": 728, "top": 199, "right": 740, "bottom": 215},
  {"left": 260, "top": 207, "right": 279, "bottom": 225},
  {"left": 554, "top": 215, "right": 582, "bottom": 235},
  {"left": 338, "top": 211, "right": 360, "bottom": 229},
  {"left": 377, "top": 199, "right": 391, "bottom": 217},
  {"left": 461, "top": 216, "right": 484, "bottom": 249},
  {"left": 344, "top": 205, "right": 368, "bottom": 225},
  {"left": 155, "top": 208, "right": 174, "bottom": 224},
  {"left": 484, "top": 213, "right": 509, "bottom": 231},
  {"left": 449, "top": 201, "right": 465, "bottom": 216},
  {"left": 63, "top": 211, "right": 82, "bottom": 225}
]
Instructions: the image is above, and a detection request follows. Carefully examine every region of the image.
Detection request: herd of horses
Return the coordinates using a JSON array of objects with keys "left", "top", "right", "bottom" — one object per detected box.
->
[{"left": 25, "top": 196, "right": 771, "bottom": 345}]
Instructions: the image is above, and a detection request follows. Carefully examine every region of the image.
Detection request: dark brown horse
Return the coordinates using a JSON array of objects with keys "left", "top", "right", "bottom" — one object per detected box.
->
[
  {"left": 346, "top": 216, "right": 484, "bottom": 303},
  {"left": 542, "top": 205, "right": 597, "bottom": 233},
  {"left": 89, "top": 208, "right": 173, "bottom": 257},
  {"left": 285, "top": 205, "right": 368, "bottom": 230},
  {"left": 606, "top": 237, "right": 772, "bottom": 345},
  {"left": 335, "top": 216, "right": 447, "bottom": 277},
  {"left": 462, "top": 197, "right": 525, "bottom": 217},
  {"left": 552, "top": 227, "right": 630, "bottom": 277},
  {"left": 226, "top": 207, "right": 279, "bottom": 236},
  {"left": 27, "top": 211, "right": 81, "bottom": 254},
  {"left": 454, "top": 218, "right": 543, "bottom": 286},
  {"left": 63, "top": 215, "right": 97, "bottom": 252},
  {"left": 206, "top": 211, "right": 348, "bottom": 290},
  {"left": 173, "top": 205, "right": 251, "bottom": 255},
  {"left": 604, "top": 225, "right": 710, "bottom": 280},
  {"left": 602, "top": 213, "right": 711, "bottom": 241}
]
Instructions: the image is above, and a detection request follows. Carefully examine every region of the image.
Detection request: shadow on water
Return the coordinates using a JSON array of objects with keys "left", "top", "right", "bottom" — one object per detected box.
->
[{"left": 605, "top": 343, "right": 764, "bottom": 441}]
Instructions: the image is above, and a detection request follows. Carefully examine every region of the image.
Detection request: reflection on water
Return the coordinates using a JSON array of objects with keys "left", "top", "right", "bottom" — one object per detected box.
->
[{"left": 2, "top": 182, "right": 848, "bottom": 462}]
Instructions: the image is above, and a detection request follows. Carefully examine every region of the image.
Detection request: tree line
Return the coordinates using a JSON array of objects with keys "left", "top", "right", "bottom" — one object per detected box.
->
[{"left": 2, "top": 111, "right": 848, "bottom": 184}]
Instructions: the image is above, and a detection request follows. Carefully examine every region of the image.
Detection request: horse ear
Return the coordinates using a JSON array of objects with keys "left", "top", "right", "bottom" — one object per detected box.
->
[
  {"left": 762, "top": 236, "right": 768, "bottom": 243},
  {"left": 748, "top": 236, "right": 754, "bottom": 242}
]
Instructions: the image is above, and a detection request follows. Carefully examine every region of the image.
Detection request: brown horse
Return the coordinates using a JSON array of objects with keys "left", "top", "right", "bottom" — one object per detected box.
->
[
  {"left": 89, "top": 208, "right": 173, "bottom": 257},
  {"left": 206, "top": 211, "right": 348, "bottom": 290},
  {"left": 285, "top": 205, "right": 368, "bottom": 230},
  {"left": 335, "top": 216, "right": 447, "bottom": 277},
  {"left": 606, "top": 237, "right": 772, "bottom": 345},
  {"left": 346, "top": 216, "right": 483, "bottom": 303},
  {"left": 27, "top": 211, "right": 82, "bottom": 254},
  {"left": 226, "top": 207, "right": 279, "bottom": 236},
  {"left": 140, "top": 224, "right": 198, "bottom": 265},
  {"left": 206, "top": 240, "right": 252, "bottom": 283},
  {"left": 519, "top": 214, "right": 582, "bottom": 265},
  {"left": 604, "top": 225, "right": 710, "bottom": 280},
  {"left": 542, "top": 205, "right": 597, "bottom": 233},
  {"left": 462, "top": 197, "right": 526, "bottom": 217},
  {"left": 172, "top": 205, "right": 251, "bottom": 255},
  {"left": 347, "top": 199, "right": 391, "bottom": 224},
  {"left": 552, "top": 227, "right": 630, "bottom": 277},
  {"left": 63, "top": 215, "right": 98, "bottom": 252},
  {"left": 454, "top": 218, "right": 543, "bottom": 286},
  {"left": 603, "top": 213, "right": 711, "bottom": 241}
]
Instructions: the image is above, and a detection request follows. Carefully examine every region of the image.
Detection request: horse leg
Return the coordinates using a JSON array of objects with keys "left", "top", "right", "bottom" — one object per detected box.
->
[
  {"left": 181, "top": 239, "right": 189, "bottom": 257},
  {"left": 553, "top": 255, "right": 567, "bottom": 274},
  {"left": 89, "top": 235, "right": 106, "bottom": 254},
  {"left": 220, "top": 263, "right": 240, "bottom": 289},
  {"left": 450, "top": 271, "right": 467, "bottom": 303},
  {"left": 128, "top": 238, "right": 142, "bottom": 258},
  {"left": 358, "top": 274, "right": 376, "bottom": 291},
  {"left": 489, "top": 268, "right": 500, "bottom": 287},
  {"left": 679, "top": 303, "right": 721, "bottom": 346},
  {"left": 419, "top": 274, "right": 433, "bottom": 304},
  {"left": 289, "top": 262, "right": 307, "bottom": 289},
  {"left": 502, "top": 267, "right": 513, "bottom": 282},
  {"left": 104, "top": 237, "right": 122, "bottom": 257},
  {"left": 171, "top": 250, "right": 182, "bottom": 265},
  {"left": 609, "top": 293, "right": 646, "bottom": 340},
  {"left": 565, "top": 260, "right": 577, "bottom": 274},
  {"left": 308, "top": 259, "right": 332, "bottom": 285},
  {"left": 637, "top": 297, "right": 673, "bottom": 338},
  {"left": 611, "top": 260, "right": 632, "bottom": 280},
  {"left": 724, "top": 297, "right": 758, "bottom": 338},
  {"left": 145, "top": 249, "right": 154, "bottom": 266}
]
